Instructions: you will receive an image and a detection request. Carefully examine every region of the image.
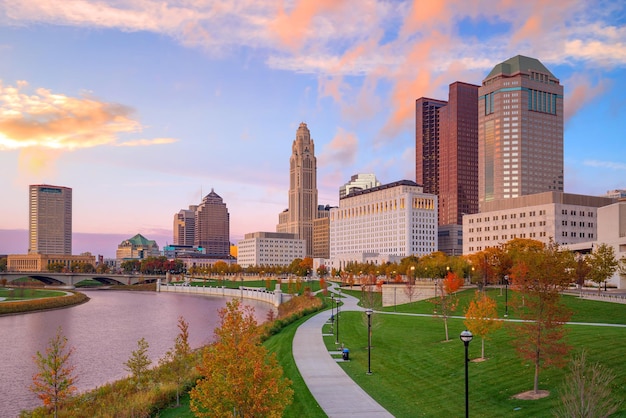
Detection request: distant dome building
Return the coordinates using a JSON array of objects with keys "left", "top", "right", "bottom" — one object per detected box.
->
[{"left": 116, "top": 234, "right": 160, "bottom": 261}]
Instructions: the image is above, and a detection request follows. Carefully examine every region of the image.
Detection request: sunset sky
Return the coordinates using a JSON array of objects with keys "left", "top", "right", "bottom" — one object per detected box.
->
[{"left": 1, "top": 1, "right": 625, "bottom": 257}]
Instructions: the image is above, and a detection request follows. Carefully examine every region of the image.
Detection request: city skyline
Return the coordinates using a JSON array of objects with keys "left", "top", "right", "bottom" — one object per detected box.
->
[{"left": 1, "top": 1, "right": 625, "bottom": 258}]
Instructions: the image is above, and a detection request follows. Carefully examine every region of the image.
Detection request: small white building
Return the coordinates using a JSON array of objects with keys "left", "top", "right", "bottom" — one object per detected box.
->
[
  {"left": 463, "top": 192, "right": 614, "bottom": 255},
  {"left": 568, "top": 201, "right": 626, "bottom": 289},
  {"left": 329, "top": 180, "right": 438, "bottom": 270},
  {"left": 237, "top": 232, "right": 305, "bottom": 268}
]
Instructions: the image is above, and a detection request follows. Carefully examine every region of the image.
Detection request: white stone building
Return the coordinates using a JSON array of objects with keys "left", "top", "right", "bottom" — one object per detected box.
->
[
  {"left": 463, "top": 192, "right": 614, "bottom": 255},
  {"left": 237, "top": 232, "right": 305, "bottom": 268},
  {"left": 329, "top": 180, "right": 438, "bottom": 270},
  {"left": 568, "top": 201, "right": 626, "bottom": 289}
]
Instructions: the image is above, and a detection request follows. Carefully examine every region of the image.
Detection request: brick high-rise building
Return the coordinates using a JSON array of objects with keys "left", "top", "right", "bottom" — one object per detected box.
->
[
  {"left": 277, "top": 122, "right": 318, "bottom": 257},
  {"left": 173, "top": 205, "right": 197, "bottom": 246},
  {"left": 195, "top": 189, "right": 230, "bottom": 257},
  {"left": 416, "top": 82, "right": 479, "bottom": 255},
  {"left": 416, "top": 98, "right": 447, "bottom": 197},
  {"left": 478, "top": 55, "right": 564, "bottom": 209},
  {"left": 28, "top": 184, "right": 72, "bottom": 255}
]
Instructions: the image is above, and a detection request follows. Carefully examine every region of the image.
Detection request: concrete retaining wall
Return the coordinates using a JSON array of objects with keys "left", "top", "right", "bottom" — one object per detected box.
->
[{"left": 157, "top": 281, "right": 291, "bottom": 307}]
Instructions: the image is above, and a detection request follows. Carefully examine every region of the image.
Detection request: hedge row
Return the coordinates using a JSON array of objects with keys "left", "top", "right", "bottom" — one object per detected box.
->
[{"left": 0, "top": 291, "right": 89, "bottom": 315}]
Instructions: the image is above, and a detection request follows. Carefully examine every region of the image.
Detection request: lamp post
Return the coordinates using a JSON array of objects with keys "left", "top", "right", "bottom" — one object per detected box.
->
[
  {"left": 336, "top": 289, "right": 341, "bottom": 345},
  {"left": 504, "top": 275, "right": 509, "bottom": 318},
  {"left": 330, "top": 294, "right": 335, "bottom": 333},
  {"left": 460, "top": 330, "right": 473, "bottom": 418},
  {"left": 366, "top": 308, "right": 373, "bottom": 375}
]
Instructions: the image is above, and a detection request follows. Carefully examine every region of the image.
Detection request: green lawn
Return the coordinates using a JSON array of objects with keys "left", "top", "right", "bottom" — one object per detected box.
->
[
  {"left": 157, "top": 288, "right": 626, "bottom": 417},
  {"left": 329, "top": 290, "right": 626, "bottom": 417},
  {"left": 0, "top": 287, "right": 66, "bottom": 301}
]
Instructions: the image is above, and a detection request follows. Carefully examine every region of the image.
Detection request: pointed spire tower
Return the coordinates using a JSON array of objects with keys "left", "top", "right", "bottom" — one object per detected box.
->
[{"left": 277, "top": 122, "right": 318, "bottom": 257}]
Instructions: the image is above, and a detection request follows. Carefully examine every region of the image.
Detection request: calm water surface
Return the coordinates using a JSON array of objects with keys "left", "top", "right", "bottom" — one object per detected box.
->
[{"left": 0, "top": 290, "right": 272, "bottom": 417}]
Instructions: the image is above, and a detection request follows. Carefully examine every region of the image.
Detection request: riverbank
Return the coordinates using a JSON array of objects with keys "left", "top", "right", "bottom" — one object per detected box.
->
[
  {"left": 20, "top": 293, "right": 325, "bottom": 417},
  {"left": 0, "top": 289, "right": 89, "bottom": 316}
]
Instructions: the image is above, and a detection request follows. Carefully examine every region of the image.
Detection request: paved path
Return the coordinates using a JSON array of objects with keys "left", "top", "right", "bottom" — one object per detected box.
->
[{"left": 292, "top": 286, "right": 393, "bottom": 418}]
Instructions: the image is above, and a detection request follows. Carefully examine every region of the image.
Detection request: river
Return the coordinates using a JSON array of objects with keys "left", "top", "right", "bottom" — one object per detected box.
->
[{"left": 0, "top": 290, "right": 273, "bottom": 417}]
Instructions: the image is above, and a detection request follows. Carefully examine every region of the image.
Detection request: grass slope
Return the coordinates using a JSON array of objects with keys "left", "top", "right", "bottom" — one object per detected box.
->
[{"left": 331, "top": 289, "right": 626, "bottom": 417}]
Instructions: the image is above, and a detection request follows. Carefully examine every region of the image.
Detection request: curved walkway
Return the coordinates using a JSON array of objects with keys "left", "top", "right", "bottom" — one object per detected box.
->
[{"left": 292, "top": 285, "right": 393, "bottom": 418}]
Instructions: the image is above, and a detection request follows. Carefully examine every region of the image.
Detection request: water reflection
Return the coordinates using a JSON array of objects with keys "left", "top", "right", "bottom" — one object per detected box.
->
[{"left": 0, "top": 290, "right": 272, "bottom": 417}]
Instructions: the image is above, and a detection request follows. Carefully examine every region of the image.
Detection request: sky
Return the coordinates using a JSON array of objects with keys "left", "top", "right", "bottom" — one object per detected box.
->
[{"left": 1, "top": 0, "right": 625, "bottom": 258}]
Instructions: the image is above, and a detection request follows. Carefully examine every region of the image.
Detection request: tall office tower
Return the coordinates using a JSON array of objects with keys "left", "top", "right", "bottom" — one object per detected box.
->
[
  {"left": 339, "top": 173, "right": 381, "bottom": 198},
  {"left": 28, "top": 184, "right": 72, "bottom": 255},
  {"left": 277, "top": 122, "right": 318, "bottom": 257},
  {"left": 416, "top": 82, "right": 479, "bottom": 255},
  {"left": 173, "top": 205, "right": 197, "bottom": 246},
  {"left": 195, "top": 189, "right": 230, "bottom": 257},
  {"left": 416, "top": 98, "right": 447, "bottom": 196},
  {"left": 478, "top": 55, "right": 564, "bottom": 209}
]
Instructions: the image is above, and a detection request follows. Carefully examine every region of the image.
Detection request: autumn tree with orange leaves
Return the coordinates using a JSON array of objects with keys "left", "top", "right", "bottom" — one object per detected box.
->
[
  {"left": 464, "top": 291, "right": 502, "bottom": 359},
  {"left": 30, "top": 327, "right": 77, "bottom": 418},
  {"left": 509, "top": 239, "right": 575, "bottom": 394},
  {"left": 190, "top": 299, "right": 293, "bottom": 417},
  {"left": 432, "top": 272, "right": 464, "bottom": 341}
]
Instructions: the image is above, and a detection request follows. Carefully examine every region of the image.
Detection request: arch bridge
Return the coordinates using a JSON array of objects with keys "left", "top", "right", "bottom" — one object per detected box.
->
[{"left": 0, "top": 272, "right": 164, "bottom": 287}]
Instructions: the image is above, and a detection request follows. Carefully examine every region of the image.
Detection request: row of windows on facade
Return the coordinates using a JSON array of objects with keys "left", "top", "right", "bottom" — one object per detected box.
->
[
  {"left": 470, "top": 232, "right": 547, "bottom": 242},
  {"left": 469, "top": 210, "right": 546, "bottom": 222},
  {"left": 469, "top": 221, "right": 548, "bottom": 232},
  {"left": 469, "top": 231, "right": 594, "bottom": 244},
  {"left": 331, "top": 235, "right": 436, "bottom": 246},
  {"left": 332, "top": 198, "right": 436, "bottom": 219},
  {"left": 332, "top": 225, "right": 437, "bottom": 234},
  {"left": 331, "top": 244, "right": 435, "bottom": 253},
  {"left": 331, "top": 217, "right": 437, "bottom": 228},
  {"left": 468, "top": 210, "right": 594, "bottom": 223}
]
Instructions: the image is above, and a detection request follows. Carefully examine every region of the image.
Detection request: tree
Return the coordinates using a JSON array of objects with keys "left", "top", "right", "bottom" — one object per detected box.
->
[
  {"left": 464, "top": 291, "right": 502, "bottom": 359},
  {"left": 467, "top": 246, "right": 510, "bottom": 289},
  {"left": 574, "top": 255, "right": 592, "bottom": 295},
  {"left": 159, "top": 317, "right": 192, "bottom": 407},
  {"left": 554, "top": 350, "right": 623, "bottom": 418},
  {"left": 95, "top": 262, "right": 110, "bottom": 274},
  {"left": 317, "top": 264, "right": 328, "bottom": 277},
  {"left": 432, "top": 272, "right": 464, "bottom": 341},
  {"left": 403, "top": 274, "right": 418, "bottom": 303},
  {"left": 361, "top": 274, "right": 377, "bottom": 309},
  {"left": 121, "top": 259, "right": 140, "bottom": 273},
  {"left": 30, "top": 327, "right": 77, "bottom": 418},
  {"left": 509, "top": 240, "right": 575, "bottom": 394},
  {"left": 124, "top": 337, "right": 151, "bottom": 388},
  {"left": 587, "top": 243, "right": 619, "bottom": 294},
  {"left": 47, "top": 262, "right": 66, "bottom": 272},
  {"left": 0, "top": 257, "right": 7, "bottom": 272},
  {"left": 190, "top": 299, "right": 293, "bottom": 417}
]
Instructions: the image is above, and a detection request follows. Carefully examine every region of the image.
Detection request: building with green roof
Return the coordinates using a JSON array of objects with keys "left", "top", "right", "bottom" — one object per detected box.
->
[{"left": 478, "top": 55, "right": 564, "bottom": 214}]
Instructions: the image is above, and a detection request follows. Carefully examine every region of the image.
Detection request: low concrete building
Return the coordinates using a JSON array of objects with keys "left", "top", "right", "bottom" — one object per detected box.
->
[
  {"left": 568, "top": 201, "right": 626, "bottom": 288},
  {"left": 7, "top": 253, "right": 96, "bottom": 272},
  {"left": 237, "top": 232, "right": 305, "bottom": 268},
  {"left": 463, "top": 192, "right": 614, "bottom": 255}
]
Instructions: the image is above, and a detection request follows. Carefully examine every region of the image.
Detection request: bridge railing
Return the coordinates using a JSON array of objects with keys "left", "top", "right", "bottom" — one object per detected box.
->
[{"left": 157, "top": 281, "right": 292, "bottom": 307}]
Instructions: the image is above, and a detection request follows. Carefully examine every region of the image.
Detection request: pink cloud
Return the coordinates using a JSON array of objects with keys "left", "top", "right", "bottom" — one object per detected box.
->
[
  {"left": 563, "top": 74, "right": 609, "bottom": 123},
  {"left": 319, "top": 128, "right": 359, "bottom": 168}
]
